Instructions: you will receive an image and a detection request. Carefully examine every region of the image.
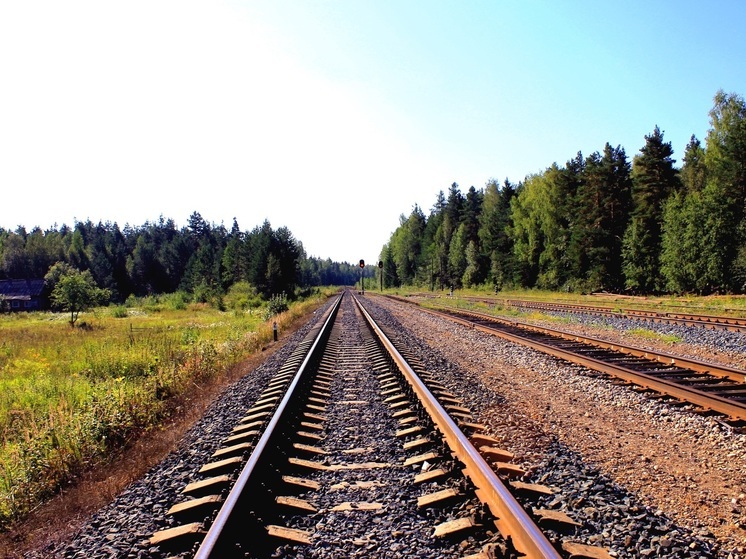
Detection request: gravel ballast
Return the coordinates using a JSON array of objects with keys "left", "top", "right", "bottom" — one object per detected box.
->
[
  {"left": 364, "top": 295, "right": 745, "bottom": 558},
  {"left": 16, "top": 294, "right": 746, "bottom": 558}
]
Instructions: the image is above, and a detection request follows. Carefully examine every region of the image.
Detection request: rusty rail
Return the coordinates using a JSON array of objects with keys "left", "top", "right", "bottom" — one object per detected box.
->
[
  {"left": 412, "top": 303, "right": 746, "bottom": 422},
  {"left": 192, "top": 293, "right": 343, "bottom": 559},
  {"left": 353, "top": 294, "right": 562, "bottom": 559},
  {"left": 501, "top": 299, "right": 746, "bottom": 333}
]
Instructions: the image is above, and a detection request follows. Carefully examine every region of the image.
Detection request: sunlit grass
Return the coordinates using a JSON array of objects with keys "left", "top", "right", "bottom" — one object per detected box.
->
[
  {"left": 627, "top": 327, "right": 682, "bottom": 344},
  {"left": 0, "top": 288, "right": 332, "bottom": 527}
]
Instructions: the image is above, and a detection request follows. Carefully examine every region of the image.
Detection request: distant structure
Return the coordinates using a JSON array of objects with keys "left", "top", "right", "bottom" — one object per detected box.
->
[{"left": 0, "top": 279, "right": 48, "bottom": 312}]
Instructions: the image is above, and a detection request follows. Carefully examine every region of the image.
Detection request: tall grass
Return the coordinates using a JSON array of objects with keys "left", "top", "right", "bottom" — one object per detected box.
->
[{"left": 0, "top": 288, "right": 331, "bottom": 527}]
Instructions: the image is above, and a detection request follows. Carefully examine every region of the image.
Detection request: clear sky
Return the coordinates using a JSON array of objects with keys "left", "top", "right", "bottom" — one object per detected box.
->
[{"left": 1, "top": 1, "right": 745, "bottom": 264}]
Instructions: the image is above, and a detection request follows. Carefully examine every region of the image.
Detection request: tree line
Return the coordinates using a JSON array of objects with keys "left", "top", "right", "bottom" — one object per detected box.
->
[
  {"left": 381, "top": 90, "right": 746, "bottom": 295},
  {"left": 0, "top": 212, "right": 364, "bottom": 305}
]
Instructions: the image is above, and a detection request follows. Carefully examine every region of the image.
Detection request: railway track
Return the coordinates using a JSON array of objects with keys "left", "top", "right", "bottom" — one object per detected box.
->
[
  {"left": 497, "top": 299, "right": 746, "bottom": 333},
  {"left": 391, "top": 299, "right": 746, "bottom": 426},
  {"left": 146, "top": 291, "right": 613, "bottom": 559}
]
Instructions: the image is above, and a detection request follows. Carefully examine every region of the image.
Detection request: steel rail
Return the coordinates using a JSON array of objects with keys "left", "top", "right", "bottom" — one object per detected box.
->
[
  {"left": 440, "top": 306, "right": 746, "bottom": 383},
  {"left": 501, "top": 299, "right": 746, "bottom": 332},
  {"left": 193, "top": 293, "right": 343, "bottom": 559},
  {"left": 353, "top": 294, "right": 562, "bottom": 559},
  {"left": 415, "top": 304, "right": 746, "bottom": 422},
  {"left": 390, "top": 295, "right": 746, "bottom": 383}
]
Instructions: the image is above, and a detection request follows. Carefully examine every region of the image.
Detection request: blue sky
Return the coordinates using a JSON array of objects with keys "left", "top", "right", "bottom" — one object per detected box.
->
[{"left": 1, "top": 1, "right": 744, "bottom": 263}]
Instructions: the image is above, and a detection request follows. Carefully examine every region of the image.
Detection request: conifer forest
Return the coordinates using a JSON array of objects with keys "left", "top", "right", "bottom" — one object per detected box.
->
[{"left": 381, "top": 90, "right": 746, "bottom": 295}]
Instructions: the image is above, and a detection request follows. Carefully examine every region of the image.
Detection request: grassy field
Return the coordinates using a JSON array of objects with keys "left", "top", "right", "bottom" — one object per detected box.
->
[{"left": 0, "top": 289, "right": 332, "bottom": 528}]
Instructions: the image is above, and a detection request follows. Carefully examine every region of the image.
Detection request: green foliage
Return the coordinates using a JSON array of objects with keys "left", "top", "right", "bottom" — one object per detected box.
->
[
  {"left": 47, "top": 265, "right": 111, "bottom": 326},
  {"left": 192, "top": 281, "right": 222, "bottom": 309},
  {"left": 224, "top": 281, "right": 262, "bottom": 311},
  {"left": 263, "top": 293, "right": 289, "bottom": 320},
  {"left": 0, "top": 213, "right": 337, "bottom": 317},
  {"left": 389, "top": 206, "right": 426, "bottom": 285},
  {"left": 164, "top": 291, "right": 190, "bottom": 311},
  {"left": 3, "top": 90, "right": 746, "bottom": 298},
  {"left": 622, "top": 126, "right": 680, "bottom": 292},
  {"left": 379, "top": 89, "right": 746, "bottom": 296},
  {"left": 110, "top": 306, "right": 128, "bottom": 318},
  {"left": 680, "top": 135, "right": 707, "bottom": 193},
  {"left": 660, "top": 91, "right": 746, "bottom": 293},
  {"left": 478, "top": 179, "right": 516, "bottom": 289},
  {"left": 448, "top": 223, "right": 467, "bottom": 288},
  {"left": 462, "top": 240, "right": 480, "bottom": 288},
  {"left": 569, "top": 144, "right": 632, "bottom": 291}
]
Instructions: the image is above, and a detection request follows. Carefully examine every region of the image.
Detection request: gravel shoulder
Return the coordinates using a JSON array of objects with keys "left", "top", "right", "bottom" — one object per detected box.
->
[{"left": 375, "top": 296, "right": 746, "bottom": 557}]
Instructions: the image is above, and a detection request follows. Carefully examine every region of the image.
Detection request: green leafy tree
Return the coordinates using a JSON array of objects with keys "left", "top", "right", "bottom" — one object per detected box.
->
[
  {"left": 680, "top": 135, "right": 707, "bottom": 193},
  {"left": 66, "top": 225, "right": 89, "bottom": 271},
  {"left": 510, "top": 165, "right": 575, "bottom": 289},
  {"left": 427, "top": 190, "right": 448, "bottom": 289},
  {"left": 509, "top": 176, "right": 542, "bottom": 287},
  {"left": 660, "top": 191, "right": 693, "bottom": 292},
  {"left": 448, "top": 223, "right": 467, "bottom": 288},
  {"left": 0, "top": 231, "right": 30, "bottom": 278},
  {"left": 390, "top": 205, "right": 426, "bottom": 285},
  {"left": 664, "top": 91, "right": 746, "bottom": 293},
  {"left": 244, "top": 220, "right": 273, "bottom": 295},
  {"left": 127, "top": 233, "right": 160, "bottom": 295},
  {"left": 47, "top": 265, "right": 110, "bottom": 326},
  {"left": 441, "top": 183, "right": 464, "bottom": 287},
  {"left": 462, "top": 240, "right": 480, "bottom": 287},
  {"left": 23, "top": 227, "right": 64, "bottom": 278},
  {"left": 704, "top": 90, "right": 746, "bottom": 290},
  {"left": 416, "top": 193, "right": 443, "bottom": 288},
  {"left": 706, "top": 90, "right": 746, "bottom": 210},
  {"left": 271, "top": 226, "right": 302, "bottom": 295},
  {"left": 462, "top": 186, "right": 483, "bottom": 248}
]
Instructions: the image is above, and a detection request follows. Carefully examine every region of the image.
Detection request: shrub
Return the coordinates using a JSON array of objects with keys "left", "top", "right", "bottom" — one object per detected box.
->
[
  {"left": 111, "top": 306, "right": 128, "bottom": 318},
  {"left": 164, "top": 291, "right": 190, "bottom": 311},
  {"left": 263, "top": 293, "right": 289, "bottom": 320},
  {"left": 225, "top": 282, "right": 262, "bottom": 311}
]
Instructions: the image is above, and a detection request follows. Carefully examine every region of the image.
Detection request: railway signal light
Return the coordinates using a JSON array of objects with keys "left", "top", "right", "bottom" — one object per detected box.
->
[{"left": 359, "top": 260, "right": 365, "bottom": 294}]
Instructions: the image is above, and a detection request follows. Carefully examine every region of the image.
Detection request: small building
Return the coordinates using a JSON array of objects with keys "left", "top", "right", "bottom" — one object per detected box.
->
[{"left": 0, "top": 279, "right": 48, "bottom": 312}]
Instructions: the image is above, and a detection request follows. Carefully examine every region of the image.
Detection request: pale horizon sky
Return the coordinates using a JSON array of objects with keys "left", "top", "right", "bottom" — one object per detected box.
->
[{"left": 1, "top": 1, "right": 745, "bottom": 263}]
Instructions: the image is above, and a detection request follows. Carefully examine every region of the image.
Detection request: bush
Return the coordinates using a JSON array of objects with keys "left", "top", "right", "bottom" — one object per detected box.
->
[
  {"left": 110, "top": 306, "right": 128, "bottom": 318},
  {"left": 164, "top": 291, "right": 190, "bottom": 311},
  {"left": 225, "top": 282, "right": 262, "bottom": 311},
  {"left": 263, "top": 293, "right": 289, "bottom": 320}
]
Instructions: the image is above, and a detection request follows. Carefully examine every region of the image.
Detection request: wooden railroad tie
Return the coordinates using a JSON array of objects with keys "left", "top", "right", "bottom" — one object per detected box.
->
[
  {"left": 266, "top": 525, "right": 312, "bottom": 545},
  {"left": 433, "top": 516, "right": 477, "bottom": 538}
]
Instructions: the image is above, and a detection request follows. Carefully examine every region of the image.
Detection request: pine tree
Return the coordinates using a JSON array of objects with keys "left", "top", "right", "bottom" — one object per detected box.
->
[
  {"left": 622, "top": 126, "right": 680, "bottom": 292},
  {"left": 680, "top": 135, "right": 707, "bottom": 193},
  {"left": 569, "top": 144, "right": 632, "bottom": 291}
]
